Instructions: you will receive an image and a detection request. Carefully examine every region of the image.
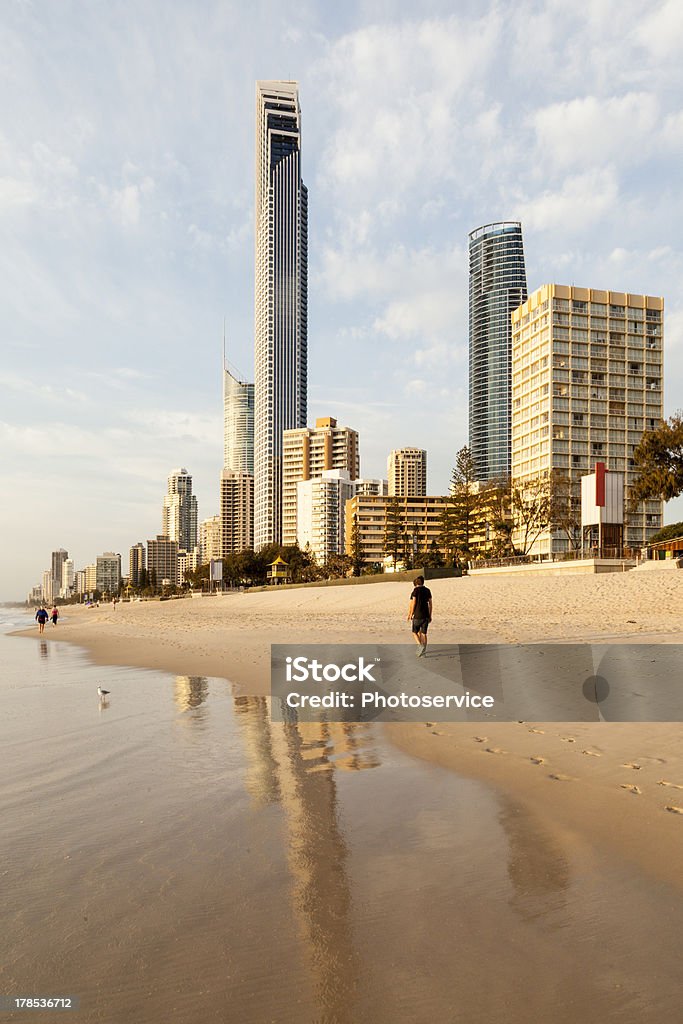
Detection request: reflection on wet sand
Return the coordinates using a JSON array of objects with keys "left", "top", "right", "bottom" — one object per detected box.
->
[
  {"left": 498, "top": 799, "right": 570, "bottom": 918},
  {"left": 39, "top": 640, "right": 48, "bottom": 659},
  {"left": 174, "top": 675, "right": 209, "bottom": 710},
  {"left": 233, "top": 698, "right": 379, "bottom": 1024}
]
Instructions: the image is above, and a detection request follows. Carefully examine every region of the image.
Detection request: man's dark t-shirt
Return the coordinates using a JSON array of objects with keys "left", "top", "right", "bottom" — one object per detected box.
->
[{"left": 411, "top": 586, "right": 432, "bottom": 620}]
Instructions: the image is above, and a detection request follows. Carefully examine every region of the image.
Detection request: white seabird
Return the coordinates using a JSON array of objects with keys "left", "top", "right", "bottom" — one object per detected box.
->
[{"left": 97, "top": 686, "right": 110, "bottom": 698}]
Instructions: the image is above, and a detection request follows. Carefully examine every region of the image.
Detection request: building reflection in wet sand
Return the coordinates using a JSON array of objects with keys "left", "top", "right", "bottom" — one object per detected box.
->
[
  {"left": 174, "top": 675, "right": 209, "bottom": 711},
  {"left": 233, "top": 697, "right": 379, "bottom": 1024}
]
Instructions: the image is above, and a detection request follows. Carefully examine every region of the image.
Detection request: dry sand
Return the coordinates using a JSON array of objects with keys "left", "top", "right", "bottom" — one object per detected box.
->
[{"left": 16, "top": 569, "right": 683, "bottom": 888}]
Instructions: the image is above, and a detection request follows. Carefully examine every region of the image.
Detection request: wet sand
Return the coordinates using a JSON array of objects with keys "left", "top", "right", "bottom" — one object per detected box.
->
[{"left": 3, "top": 619, "right": 683, "bottom": 1023}]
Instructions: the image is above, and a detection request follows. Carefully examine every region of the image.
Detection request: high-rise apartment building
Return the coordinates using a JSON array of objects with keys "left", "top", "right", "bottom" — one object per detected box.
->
[
  {"left": 162, "top": 468, "right": 198, "bottom": 554},
  {"left": 147, "top": 536, "right": 179, "bottom": 587},
  {"left": 254, "top": 81, "right": 308, "bottom": 548},
  {"left": 41, "top": 569, "right": 53, "bottom": 604},
  {"left": 469, "top": 222, "right": 527, "bottom": 481},
  {"left": 51, "top": 548, "right": 68, "bottom": 598},
  {"left": 60, "top": 558, "right": 75, "bottom": 599},
  {"left": 297, "top": 470, "right": 386, "bottom": 565},
  {"left": 129, "top": 542, "right": 146, "bottom": 587},
  {"left": 224, "top": 364, "right": 254, "bottom": 474},
  {"left": 345, "top": 494, "right": 457, "bottom": 566},
  {"left": 282, "top": 418, "right": 360, "bottom": 546},
  {"left": 387, "top": 448, "right": 427, "bottom": 497},
  {"left": 96, "top": 552, "right": 121, "bottom": 595},
  {"left": 199, "top": 516, "right": 222, "bottom": 565},
  {"left": 220, "top": 470, "right": 254, "bottom": 555},
  {"left": 510, "top": 284, "right": 664, "bottom": 554}
]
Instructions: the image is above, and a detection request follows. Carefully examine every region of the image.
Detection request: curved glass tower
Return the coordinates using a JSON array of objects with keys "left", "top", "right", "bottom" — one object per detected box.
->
[{"left": 469, "top": 222, "right": 527, "bottom": 481}]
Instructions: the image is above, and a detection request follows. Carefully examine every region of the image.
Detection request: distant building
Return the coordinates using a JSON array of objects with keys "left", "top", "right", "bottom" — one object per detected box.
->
[
  {"left": 178, "top": 547, "right": 199, "bottom": 585},
  {"left": 84, "top": 563, "right": 97, "bottom": 593},
  {"left": 510, "top": 284, "right": 664, "bottom": 554},
  {"left": 199, "top": 516, "right": 222, "bottom": 565},
  {"left": 254, "top": 80, "right": 308, "bottom": 547},
  {"left": 387, "top": 449, "right": 427, "bottom": 497},
  {"left": 147, "top": 535, "right": 179, "bottom": 587},
  {"left": 282, "top": 418, "right": 360, "bottom": 546},
  {"left": 96, "top": 553, "right": 121, "bottom": 595},
  {"left": 297, "top": 471, "right": 387, "bottom": 564},
  {"left": 224, "top": 365, "right": 254, "bottom": 475},
  {"left": 469, "top": 221, "right": 528, "bottom": 481},
  {"left": 41, "top": 569, "right": 53, "bottom": 604},
  {"left": 60, "top": 558, "right": 75, "bottom": 599},
  {"left": 345, "top": 493, "right": 457, "bottom": 566},
  {"left": 129, "top": 543, "right": 146, "bottom": 587},
  {"left": 162, "top": 468, "right": 198, "bottom": 554},
  {"left": 220, "top": 471, "right": 253, "bottom": 555},
  {"left": 51, "top": 548, "right": 68, "bottom": 599},
  {"left": 75, "top": 570, "right": 87, "bottom": 596}
]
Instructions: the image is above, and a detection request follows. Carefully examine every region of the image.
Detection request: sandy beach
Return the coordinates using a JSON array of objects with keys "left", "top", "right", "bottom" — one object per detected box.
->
[{"left": 15, "top": 570, "right": 683, "bottom": 894}]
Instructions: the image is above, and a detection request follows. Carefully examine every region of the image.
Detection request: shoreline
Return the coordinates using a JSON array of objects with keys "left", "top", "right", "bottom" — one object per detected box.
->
[{"left": 13, "top": 572, "right": 683, "bottom": 891}]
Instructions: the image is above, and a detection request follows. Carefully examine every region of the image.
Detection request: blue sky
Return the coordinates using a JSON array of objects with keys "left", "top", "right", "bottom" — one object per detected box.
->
[{"left": 2, "top": 0, "right": 683, "bottom": 599}]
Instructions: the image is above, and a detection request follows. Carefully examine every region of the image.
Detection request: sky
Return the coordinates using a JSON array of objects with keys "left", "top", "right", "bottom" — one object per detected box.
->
[{"left": 2, "top": 0, "right": 683, "bottom": 600}]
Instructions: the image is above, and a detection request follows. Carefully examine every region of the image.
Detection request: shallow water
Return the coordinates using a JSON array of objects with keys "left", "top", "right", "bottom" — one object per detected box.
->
[{"left": 2, "top": 612, "right": 682, "bottom": 1023}]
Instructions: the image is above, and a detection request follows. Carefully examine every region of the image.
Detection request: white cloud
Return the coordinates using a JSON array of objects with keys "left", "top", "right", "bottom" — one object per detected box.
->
[
  {"left": 516, "top": 167, "right": 619, "bottom": 233},
  {"left": 531, "top": 92, "right": 659, "bottom": 171}
]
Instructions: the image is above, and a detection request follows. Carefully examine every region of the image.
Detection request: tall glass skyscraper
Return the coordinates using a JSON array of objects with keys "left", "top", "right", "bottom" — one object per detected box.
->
[
  {"left": 468, "top": 222, "right": 527, "bottom": 481},
  {"left": 254, "top": 81, "right": 308, "bottom": 547},
  {"left": 162, "top": 468, "right": 198, "bottom": 553},
  {"left": 223, "top": 364, "right": 254, "bottom": 475}
]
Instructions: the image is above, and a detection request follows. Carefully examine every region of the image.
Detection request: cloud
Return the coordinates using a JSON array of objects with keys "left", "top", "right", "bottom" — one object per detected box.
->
[
  {"left": 516, "top": 167, "right": 619, "bottom": 233},
  {"left": 531, "top": 92, "right": 659, "bottom": 171}
]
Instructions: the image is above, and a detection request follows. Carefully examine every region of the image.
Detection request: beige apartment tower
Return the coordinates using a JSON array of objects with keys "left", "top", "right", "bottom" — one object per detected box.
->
[
  {"left": 388, "top": 448, "right": 427, "bottom": 497},
  {"left": 220, "top": 470, "right": 254, "bottom": 555},
  {"left": 282, "top": 417, "right": 359, "bottom": 546},
  {"left": 511, "top": 284, "right": 664, "bottom": 554}
]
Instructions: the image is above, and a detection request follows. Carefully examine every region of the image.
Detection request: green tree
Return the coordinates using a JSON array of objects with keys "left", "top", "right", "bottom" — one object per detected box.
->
[
  {"left": 438, "top": 503, "right": 458, "bottom": 563},
  {"left": 631, "top": 413, "right": 683, "bottom": 502},
  {"left": 482, "top": 477, "right": 515, "bottom": 556},
  {"left": 450, "top": 446, "right": 481, "bottom": 556},
  {"left": 349, "top": 515, "right": 366, "bottom": 576},
  {"left": 423, "top": 539, "right": 444, "bottom": 569},
  {"left": 649, "top": 521, "right": 683, "bottom": 544},
  {"left": 383, "top": 497, "right": 404, "bottom": 569}
]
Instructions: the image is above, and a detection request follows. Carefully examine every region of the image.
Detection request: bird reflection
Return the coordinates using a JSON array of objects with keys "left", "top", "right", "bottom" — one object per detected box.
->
[{"left": 232, "top": 698, "right": 380, "bottom": 1023}]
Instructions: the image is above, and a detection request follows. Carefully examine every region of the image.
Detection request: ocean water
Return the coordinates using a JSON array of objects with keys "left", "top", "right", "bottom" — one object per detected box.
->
[{"left": 2, "top": 610, "right": 682, "bottom": 1024}]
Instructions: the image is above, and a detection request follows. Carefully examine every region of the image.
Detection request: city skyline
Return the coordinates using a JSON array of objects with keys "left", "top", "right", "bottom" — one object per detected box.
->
[{"left": 3, "top": 1, "right": 683, "bottom": 599}]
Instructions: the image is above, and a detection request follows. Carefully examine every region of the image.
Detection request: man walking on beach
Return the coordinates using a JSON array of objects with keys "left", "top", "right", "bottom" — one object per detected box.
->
[
  {"left": 35, "top": 607, "right": 49, "bottom": 634},
  {"left": 407, "top": 576, "right": 432, "bottom": 657}
]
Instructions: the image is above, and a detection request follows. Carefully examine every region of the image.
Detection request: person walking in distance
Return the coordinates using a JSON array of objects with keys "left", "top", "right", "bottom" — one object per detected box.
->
[
  {"left": 407, "top": 576, "right": 432, "bottom": 657},
  {"left": 51, "top": 606, "right": 59, "bottom": 626},
  {"left": 35, "top": 606, "right": 49, "bottom": 634}
]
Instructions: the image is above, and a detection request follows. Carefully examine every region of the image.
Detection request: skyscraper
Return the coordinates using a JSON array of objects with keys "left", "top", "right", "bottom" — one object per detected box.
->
[
  {"left": 162, "top": 468, "right": 198, "bottom": 554},
  {"left": 51, "top": 548, "right": 68, "bottom": 599},
  {"left": 223, "top": 363, "right": 254, "bottom": 474},
  {"left": 254, "top": 80, "right": 308, "bottom": 548},
  {"left": 469, "top": 222, "right": 527, "bottom": 481}
]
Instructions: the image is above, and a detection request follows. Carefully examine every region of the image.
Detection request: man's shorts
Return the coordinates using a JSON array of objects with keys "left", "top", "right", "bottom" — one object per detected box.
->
[{"left": 411, "top": 617, "right": 430, "bottom": 634}]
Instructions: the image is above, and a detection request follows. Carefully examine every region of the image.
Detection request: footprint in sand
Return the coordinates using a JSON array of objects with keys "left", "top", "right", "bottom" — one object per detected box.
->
[
  {"left": 485, "top": 747, "right": 507, "bottom": 755},
  {"left": 621, "top": 763, "right": 642, "bottom": 770},
  {"left": 425, "top": 722, "right": 435, "bottom": 728},
  {"left": 431, "top": 730, "right": 444, "bottom": 736},
  {"left": 665, "top": 805, "right": 683, "bottom": 815},
  {"left": 657, "top": 780, "right": 683, "bottom": 790},
  {"left": 473, "top": 736, "right": 487, "bottom": 743},
  {"left": 560, "top": 737, "right": 576, "bottom": 744},
  {"left": 582, "top": 750, "right": 602, "bottom": 757},
  {"left": 548, "top": 772, "right": 575, "bottom": 782},
  {"left": 528, "top": 728, "right": 545, "bottom": 734},
  {"left": 620, "top": 784, "right": 642, "bottom": 795},
  {"left": 530, "top": 756, "right": 545, "bottom": 765}
]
